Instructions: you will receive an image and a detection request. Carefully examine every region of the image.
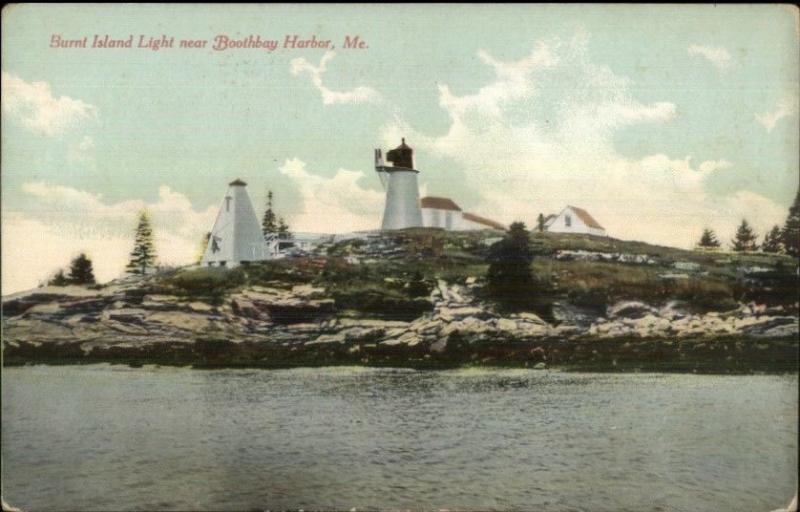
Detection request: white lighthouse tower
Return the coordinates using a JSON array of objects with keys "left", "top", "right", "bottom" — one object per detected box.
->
[
  {"left": 376, "top": 138, "right": 423, "bottom": 230},
  {"left": 201, "top": 179, "right": 267, "bottom": 267}
]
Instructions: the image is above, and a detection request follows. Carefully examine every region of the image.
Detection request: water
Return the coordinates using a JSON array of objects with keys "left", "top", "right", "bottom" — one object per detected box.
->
[{"left": 2, "top": 365, "right": 797, "bottom": 512}]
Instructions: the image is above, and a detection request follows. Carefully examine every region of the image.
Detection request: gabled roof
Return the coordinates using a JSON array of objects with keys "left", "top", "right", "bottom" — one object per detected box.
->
[
  {"left": 567, "top": 205, "right": 604, "bottom": 230},
  {"left": 420, "top": 196, "right": 462, "bottom": 211},
  {"left": 463, "top": 212, "right": 505, "bottom": 230}
]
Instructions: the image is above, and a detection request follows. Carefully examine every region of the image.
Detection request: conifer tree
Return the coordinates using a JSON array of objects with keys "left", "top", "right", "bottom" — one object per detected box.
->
[
  {"left": 731, "top": 219, "right": 759, "bottom": 252},
  {"left": 126, "top": 210, "right": 157, "bottom": 274},
  {"left": 49, "top": 269, "right": 70, "bottom": 287},
  {"left": 781, "top": 189, "right": 800, "bottom": 257},
  {"left": 486, "top": 222, "right": 535, "bottom": 309},
  {"left": 761, "top": 225, "right": 784, "bottom": 254},
  {"left": 697, "top": 228, "right": 721, "bottom": 249},
  {"left": 277, "top": 216, "right": 292, "bottom": 240},
  {"left": 68, "top": 253, "right": 96, "bottom": 285},
  {"left": 537, "top": 213, "right": 545, "bottom": 233},
  {"left": 262, "top": 190, "right": 278, "bottom": 237}
]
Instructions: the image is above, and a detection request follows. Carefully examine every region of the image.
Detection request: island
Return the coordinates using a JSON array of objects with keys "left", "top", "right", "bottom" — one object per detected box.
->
[{"left": 3, "top": 229, "right": 798, "bottom": 373}]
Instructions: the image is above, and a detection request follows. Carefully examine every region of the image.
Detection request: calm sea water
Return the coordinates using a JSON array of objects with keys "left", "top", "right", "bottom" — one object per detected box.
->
[{"left": 2, "top": 365, "right": 797, "bottom": 512}]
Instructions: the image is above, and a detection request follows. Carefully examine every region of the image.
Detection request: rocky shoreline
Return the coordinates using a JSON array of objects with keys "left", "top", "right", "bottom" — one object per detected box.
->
[{"left": 2, "top": 277, "right": 798, "bottom": 373}]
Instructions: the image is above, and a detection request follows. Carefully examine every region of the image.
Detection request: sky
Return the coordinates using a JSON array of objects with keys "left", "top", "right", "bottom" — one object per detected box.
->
[{"left": 1, "top": 4, "right": 798, "bottom": 294}]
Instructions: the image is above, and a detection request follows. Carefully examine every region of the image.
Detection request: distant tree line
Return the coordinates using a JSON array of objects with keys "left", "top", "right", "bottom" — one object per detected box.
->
[{"left": 697, "top": 189, "right": 800, "bottom": 255}]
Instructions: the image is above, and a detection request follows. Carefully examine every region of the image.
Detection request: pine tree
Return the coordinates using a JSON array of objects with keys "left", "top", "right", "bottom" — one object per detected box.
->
[
  {"left": 67, "top": 253, "right": 96, "bottom": 285},
  {"left": 761, "top": 225, "right": 784, "bottom": 254},
  {"left": 262, "top": 190, "right": 278, "bottom": 237},
  {"left": 697, "top": 228, "right": 721, "bottom": 249},
  {"left": 781, "top": 189, "right": 800, "bottom": 257},
  {"left": 731, "top": 219, "right": 759, "bottom": 252},
  {"left": 277, "top": 216, "right": 292, "bottom": 240},
  {"left": 49, "top": 269, "right": 70, "bottom": 287},
  {"left": 126, "top": 210, "right": 157, "bottom": 274},
  {"left": 486, "top": 222, "right": 535, "bottom": 309},
  {"left": 537, "top": 213, "right": 545, "bottom": 233}
]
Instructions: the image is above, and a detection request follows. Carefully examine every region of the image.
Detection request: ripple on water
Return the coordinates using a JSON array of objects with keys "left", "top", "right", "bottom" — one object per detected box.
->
[{"left": 1, "top": 366, "right": 797, "bottom": 511}]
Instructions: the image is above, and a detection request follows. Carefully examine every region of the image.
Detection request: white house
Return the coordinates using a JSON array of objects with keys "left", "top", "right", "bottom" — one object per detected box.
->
[
  {"left": 421, "top": 196, "right": 462, "bottom": 230},
  {"left": 420, "top": 196, "right": 505, "bottom": 231},
  {"left": 201, "top": 179, "right": 268, "bottom": 267},
  {"left": 544, "top": 205, "right": 606, "bottom": 237}
]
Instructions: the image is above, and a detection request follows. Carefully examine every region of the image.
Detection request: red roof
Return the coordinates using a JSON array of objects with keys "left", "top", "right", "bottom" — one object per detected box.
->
[
  {"left": 420, "top": 196, "right": 462, "bottom": 211},
  {"left": 463, "top": 212, "right": 505, "bottom": 230},
  {"left": 568, "top": 206, "right": 604, "bottom": 230}
]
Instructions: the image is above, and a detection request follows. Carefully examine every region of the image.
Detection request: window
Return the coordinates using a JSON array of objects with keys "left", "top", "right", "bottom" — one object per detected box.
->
[{"left": 565, "top": 215, "right": 571, "bottom": 227}]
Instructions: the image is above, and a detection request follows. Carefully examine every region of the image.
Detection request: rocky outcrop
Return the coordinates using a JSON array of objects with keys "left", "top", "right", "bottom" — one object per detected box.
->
[{"left": 2, "top": 279, "right": 798, "bottom": 373}]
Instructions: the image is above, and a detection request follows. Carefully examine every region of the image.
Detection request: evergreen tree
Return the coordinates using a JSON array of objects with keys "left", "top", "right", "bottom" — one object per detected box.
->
[
  {"left": 262, "top": 190, "right": 278, "bottom": 237},
  {"left": 761, "top": 225, "right": 784, "bottom": 254},
  {"left": 781, "top": 189, "right": 800, "bottom": 257},
  {"left": 731, "top": 219, "right": 759, "bottom": 252},
  {"left": 67, "top": 253, "right": 96, "bottom": 285},
  {"left": 48, "top": 269, "right": 70, "bottom": 287},
  {"left": 697, "top": 228, "right": 721, "bottom": 249},
  {"left": 277, "top": 216, "right": 292, "bottom": 240},
  {"left": 126, "top": 210, "right": 157, "bottom": 274},
  {"left": 537, "top": 213, "right": 545, "bottom": 233},
  {"left": 486, "top": 222, "right": 535, "bottom": 309}
]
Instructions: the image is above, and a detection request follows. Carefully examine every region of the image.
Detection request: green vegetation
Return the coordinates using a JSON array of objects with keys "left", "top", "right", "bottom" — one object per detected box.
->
[
  {"left": 126, "top": 210, "right": 157, "bottom": 274},
  {"left": 782, "top": 189, "right": 799, "bottom": 257},
  {"left": 157, "top": 267, "right": 246, "bottom": 303},
  {"left": 146, "top": 228, "right": 796, "bottom": 315},
  {"left": 261, "top": 190, "right": 278, "bottom": 236},
  {"left": 697, "top": 228, "right": 721, "bottom": 249},
  {"left": 731, "top": 219, "right": 759, "bottom": 252},
  {"left": 48, "top": 253, "right": 96, "bottom": 286},
  {"left": 486, "top": 222, "right": 536, "bottom": 311},
  {"left": 761, "top": 225, "right": 784, "bottom": 254}
]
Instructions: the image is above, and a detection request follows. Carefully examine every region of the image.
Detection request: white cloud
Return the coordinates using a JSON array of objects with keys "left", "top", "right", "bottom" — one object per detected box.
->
[
  {"left": 698, "top": 159, "right": 732, "bottom": 173},
  {"left": 1, "top": 71, "right": 97, "bottom": 135},
  {"left": 290, "top": 51, "right": 381, "bottom": 105},
  {"left": 756, "top": 95, "right": 799, "bottom": 132},
  {"left": 2, "top": 183, "right": 217, "bottom": 294},
  {"left": 687, "top": 44, "right": 732, "bottom": 70},
  {"left": 278, "top": 158, "right": 383, "bottom": 232},
  {"left": 381, "top": 35, "right": 786, "bottom": 249}
]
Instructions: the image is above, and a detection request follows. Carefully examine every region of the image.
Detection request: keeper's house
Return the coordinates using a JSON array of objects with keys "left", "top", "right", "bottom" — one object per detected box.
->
[
  {"left": 420, "top": 196, "right": 505, "bottom": 231},
  {"left": 544, "top": 205, "right": 606, "bottom": 237}
]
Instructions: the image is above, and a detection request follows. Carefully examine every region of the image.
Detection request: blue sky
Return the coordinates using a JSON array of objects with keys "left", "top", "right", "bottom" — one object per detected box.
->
[{"left": 2, "top": 4, "right": 798, "bottom": 293}]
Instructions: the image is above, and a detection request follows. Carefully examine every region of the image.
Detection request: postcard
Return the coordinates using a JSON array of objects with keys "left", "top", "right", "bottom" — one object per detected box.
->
[{"left": 1, "top": 4, "right": 798, "bottom": 512}]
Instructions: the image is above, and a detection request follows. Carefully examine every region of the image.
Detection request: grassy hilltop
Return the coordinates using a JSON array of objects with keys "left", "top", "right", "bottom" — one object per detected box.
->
[{"left": 147, "top": 228, "right": 799, "bottom": 319}]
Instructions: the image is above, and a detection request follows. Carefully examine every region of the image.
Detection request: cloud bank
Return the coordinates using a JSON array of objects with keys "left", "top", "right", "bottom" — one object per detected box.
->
[{"left": 1, "top": 71, "right": 98, "bottom": 135}]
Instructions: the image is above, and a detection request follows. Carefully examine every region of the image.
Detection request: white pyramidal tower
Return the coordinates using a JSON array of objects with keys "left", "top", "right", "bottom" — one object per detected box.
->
[
  {"left": 376, "top": 138, "right": 423, "bottom": 230},
  {"left": 201, "top": 179, "right": 267, "bottom": 267}
]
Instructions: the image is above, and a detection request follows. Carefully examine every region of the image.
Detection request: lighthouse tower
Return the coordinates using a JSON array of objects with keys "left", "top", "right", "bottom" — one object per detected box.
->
[
  {"left": 201, "top": 179, "right": 267, "bottom": 267},
  {"left": 376, "top": 138, "right": 423, "bottom": 230}
]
